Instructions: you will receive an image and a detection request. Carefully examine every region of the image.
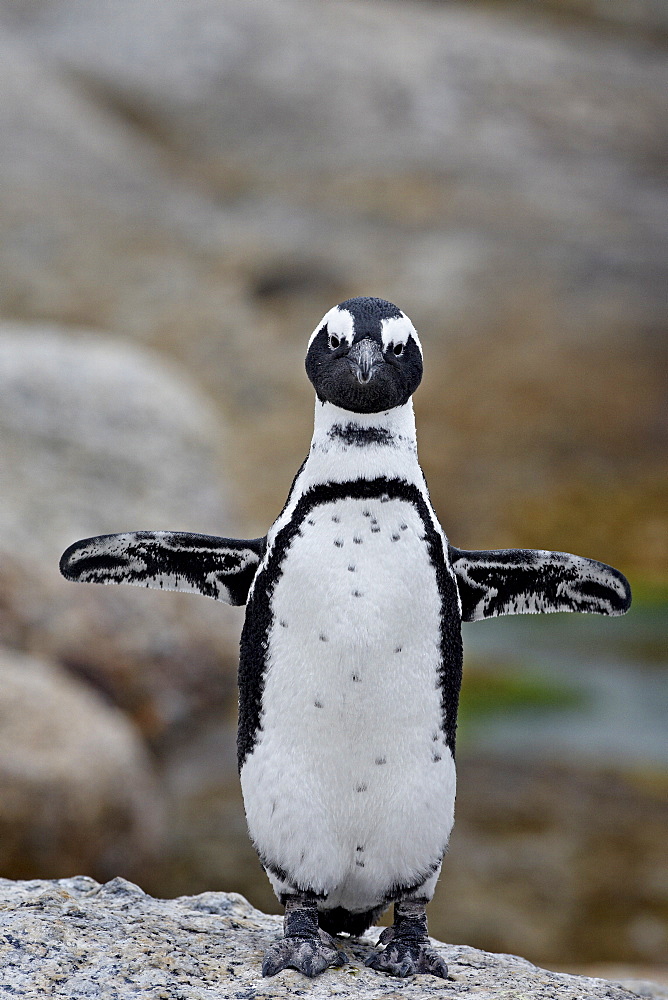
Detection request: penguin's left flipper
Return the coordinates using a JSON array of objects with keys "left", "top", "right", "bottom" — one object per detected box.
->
[
  {"left": 449, "top": 546, "right": 631, "bottom": 623},
  {"left": 60, "top": 530, "right": 266, "bottom": 606}
]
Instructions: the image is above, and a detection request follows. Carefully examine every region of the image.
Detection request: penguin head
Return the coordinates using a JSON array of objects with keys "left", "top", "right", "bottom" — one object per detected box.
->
[{"left": 305, "top": 297, "right": 423, "bottom": 413}]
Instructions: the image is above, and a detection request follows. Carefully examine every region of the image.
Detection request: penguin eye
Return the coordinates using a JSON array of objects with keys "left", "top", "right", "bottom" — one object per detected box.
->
[
  {"left": 328, "top": 333, "right": 341, "bottom": 351},
  {"left": 392, "top": 343, "right": 404, "bottom": 357}
]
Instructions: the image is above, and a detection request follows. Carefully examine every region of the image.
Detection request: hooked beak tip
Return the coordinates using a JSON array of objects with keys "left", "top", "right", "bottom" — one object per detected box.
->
[{"left": 348, "top": 338, "right": 384, "bottom": 385}]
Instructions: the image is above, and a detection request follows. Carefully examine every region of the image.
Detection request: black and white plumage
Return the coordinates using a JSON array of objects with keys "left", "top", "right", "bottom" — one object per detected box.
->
[
  {"left": 60, "top": 531, "right": 264, "bottom": 606},
  {"left": 60, "top": 296, "right": 631, "bottom": 980}
]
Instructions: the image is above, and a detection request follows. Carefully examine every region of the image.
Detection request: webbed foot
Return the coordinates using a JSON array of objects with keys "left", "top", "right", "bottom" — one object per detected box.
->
[
  {"left": 364, "top": 899, "right": 448, "bottom": 979},
  {"left": 262, "top": 933, "right": 347, "bottom": 977},
  {"left": 262, "top": 892, "right": 347, "bottom": 978},
  {"left": 364, "top": 937, "right": 448, "bottom": 978}
]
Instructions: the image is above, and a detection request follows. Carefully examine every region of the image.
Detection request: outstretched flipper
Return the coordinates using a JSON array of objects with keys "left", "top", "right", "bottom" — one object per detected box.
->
[
  {"left": 449, "top": 545, "right": 631, "bottom": 623},
  {"left": 60, "top": 531, "right": 266, "bottom": 606}
]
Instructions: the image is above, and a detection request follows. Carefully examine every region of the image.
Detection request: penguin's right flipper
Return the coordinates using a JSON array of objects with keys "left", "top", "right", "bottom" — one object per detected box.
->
[
  {"left": 60, "top": 531, "right": 266, "bottom": 606},
  {"left": 449, "top": 545, "right": 631, "bottom": 622}
]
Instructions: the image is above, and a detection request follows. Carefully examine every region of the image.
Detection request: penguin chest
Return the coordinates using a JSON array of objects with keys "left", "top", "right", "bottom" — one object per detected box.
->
[
  {"left": 240, "top": 494, "right": 456, "bottom": 904},
  {"left": 267, "top": 495, "right": 443, "bottom": 738}
]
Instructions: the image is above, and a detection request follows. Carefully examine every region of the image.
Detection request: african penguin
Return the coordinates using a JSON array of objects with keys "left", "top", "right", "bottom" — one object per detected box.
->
[{"left": 60, "top": 296, "right": 632, "bottom": 980}]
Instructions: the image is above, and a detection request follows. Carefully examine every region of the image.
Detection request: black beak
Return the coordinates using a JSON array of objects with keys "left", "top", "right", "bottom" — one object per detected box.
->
[{"left": 347, "top": 338, "right": 384, "bottom": 384}]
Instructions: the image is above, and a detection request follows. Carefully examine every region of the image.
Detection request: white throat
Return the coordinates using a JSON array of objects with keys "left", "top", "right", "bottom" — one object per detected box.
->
[
  {"left": 303, "top": 399, "right": 423, "bottom": 489},
  {"left": 313, "top": 399, "right": 417, "bottom": 443}
]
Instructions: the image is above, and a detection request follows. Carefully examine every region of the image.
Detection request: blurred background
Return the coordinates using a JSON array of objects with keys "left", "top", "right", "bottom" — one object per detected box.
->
[{"left": 0, "top": 0, "right": 666, "bottom": 983}]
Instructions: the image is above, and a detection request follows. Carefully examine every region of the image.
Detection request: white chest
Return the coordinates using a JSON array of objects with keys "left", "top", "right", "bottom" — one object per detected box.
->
[
  {"left": 268, "top": 495, "right": 442, "bottom": 735},
  {"left": 240, "top": 493, "right": 456, "bottom": 908}
]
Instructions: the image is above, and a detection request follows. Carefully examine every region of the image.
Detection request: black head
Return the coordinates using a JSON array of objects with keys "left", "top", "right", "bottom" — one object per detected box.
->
[{"left": 305, "top": 297, "right": 423, "bottom": 413}]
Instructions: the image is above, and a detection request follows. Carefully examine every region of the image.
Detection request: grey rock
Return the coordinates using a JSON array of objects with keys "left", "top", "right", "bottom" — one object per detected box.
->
[
  {"left": 0, "top": 325, "right": 242, "bottom": 743},
  {"left": 0, "top": 651, "right": 162, "bottom": 883},
  {"left": 512, "top": 0, "right": 668, "bottom": 35},
  {"left": 0, "top": 324, "right": 233, "bottom": 562},
  {"left": 0, "top": 875, "right": 661, "bottom": 999},
  {"left": 0, "top": 0, "right": 664, "bottom": 570}
]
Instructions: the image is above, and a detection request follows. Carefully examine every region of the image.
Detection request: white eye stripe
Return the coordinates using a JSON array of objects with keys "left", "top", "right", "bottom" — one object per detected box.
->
[
  {"left": 307, "top": 306, "right": 354, "bottom": 350},
  {"left": 381, "top": 314, "right": 422, "bottom": 357}
]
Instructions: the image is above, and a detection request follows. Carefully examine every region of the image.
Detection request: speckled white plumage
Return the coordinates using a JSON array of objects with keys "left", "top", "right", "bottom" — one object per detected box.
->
[
  {"left": 241, "top": 400, "right": 456, "bottom": 914},
  {"left": 250, "top": 400, "right": 458, "bottom": 599}
]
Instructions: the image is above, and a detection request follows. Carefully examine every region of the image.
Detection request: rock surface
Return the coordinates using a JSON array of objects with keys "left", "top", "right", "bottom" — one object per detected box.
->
[
  {"left": 0, "top": 324, "right": 233, "bottom": 565},
  {"left": 0, "top": 0, "right": 664, "bottom": 569},
  {"left": 0, "top": 651, "right": 162, "bottom": 884},
  {"left": 1, "top": 876, "right": 664, "bottom": 999},
  {"left": 0, "top": 324, "right": 242, "bottom": 745}
]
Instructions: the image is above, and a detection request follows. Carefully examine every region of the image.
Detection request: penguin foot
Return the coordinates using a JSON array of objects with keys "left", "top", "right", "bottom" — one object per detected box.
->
[
  {"left": 364, "top": 936, "right": 448, "bottom": 978},
  {"left": 364, "top": 899, "right": 448, "bottom": 979},
  {"left": 262, "top": 932, "right": 347, "bottom": 978},
  {"left": 262, "top": 891, "right": 347, "bottom": 978}
]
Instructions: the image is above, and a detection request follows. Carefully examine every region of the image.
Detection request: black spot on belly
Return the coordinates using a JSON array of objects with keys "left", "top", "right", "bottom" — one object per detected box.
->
[
  {"left": 356, "top": 845, "right": 365, "bottom": 852},
  {"left": 391, "top": 534, "right": 400, "bottom": 541},
  {"left": 432, "top": 732, "right": 439, "bottom": 741},
  {"left": 356, "top": 783, "right": 367, "bottom": 793},
  {"left": 334, "top": 538, "right": 343, "bottom": 548},
  {"left": 352, "top": 673, "right": 361, "bottom": 682},
  {"left": 237, "top": 474, "right": 463, "bottom": 772},
  {"left": 307, "top": 519, "right": 315, "bottom": 525},
  {"left": 356, "top": 861, "right": 365, "bottom": 868},
  {"left": 394, "top": 646, "right": 402, "bottom": 653},
  {"left": 433, "top": 754, "right": 442, "bottom": 763},
  {"left": 371, "top": 526, "right": 380, "bottom": 533},
  {"left": 332, "top": 515, "right": 340, "bottom": 523},
  {"left": 280, "top": 619, "right": 288, "bottom": 628},
  {"left": 375, "top": 756, "right": 387, "bottom": 765},
  {"left": 352, "top": 590, "right": 363, "bottom": 597},
  {"left": 319, "top": 634, "right": 328, "bottom": 642},
  {"left": 348, "top": 565, "right": 355, "bottom": 572},
  {"left": 314, "top": 700, "right": 323, "bottom": 708},
  {"left": 363, "top": 510, "right": 371, "bottom": 518}
]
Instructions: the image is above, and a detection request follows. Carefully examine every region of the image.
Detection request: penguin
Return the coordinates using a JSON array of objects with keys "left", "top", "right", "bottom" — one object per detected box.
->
[{"left": 60, "top": 296, "right": 632, "bottom": 980}]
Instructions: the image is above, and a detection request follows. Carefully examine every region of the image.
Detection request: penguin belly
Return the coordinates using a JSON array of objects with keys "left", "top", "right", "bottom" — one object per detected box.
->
[{"left": 240, "top": 494, "right": 456, "bottom": 913}]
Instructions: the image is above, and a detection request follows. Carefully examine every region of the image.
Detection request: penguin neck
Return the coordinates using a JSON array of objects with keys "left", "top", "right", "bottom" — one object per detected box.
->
[{"left": 303, "top": 398, "right": 423, "bottom": 488}]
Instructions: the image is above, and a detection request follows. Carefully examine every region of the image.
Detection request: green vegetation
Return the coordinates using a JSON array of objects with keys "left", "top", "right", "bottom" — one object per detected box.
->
[
  {"left": 457, "top": 660, "right": 585, "bottom": 743},
  {"left": 626, "top": 577, "right": 668, "bottom": 609}
]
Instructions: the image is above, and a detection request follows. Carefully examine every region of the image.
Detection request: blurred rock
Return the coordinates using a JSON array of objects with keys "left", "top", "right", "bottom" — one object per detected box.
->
[
  {"left": 0, "top": 0, "right": 664, "bottom": 567},
  {"left": 0, "top": 875, "right": 660, "bottom": 999},
  {"left": 439, "top": 756, "right": 668, "bottom": 965},
  {"left": 0, "top": 325, "right": 243, "bottom": 743},
  {"left": 0, "top": 324, "right": 234, "bottom": 557},
  {"left": 0, "top": 649, "right": 162, "bottom": 882},
  {"left": 497, "top": 0, "right": 668, "bottom": 36}
]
